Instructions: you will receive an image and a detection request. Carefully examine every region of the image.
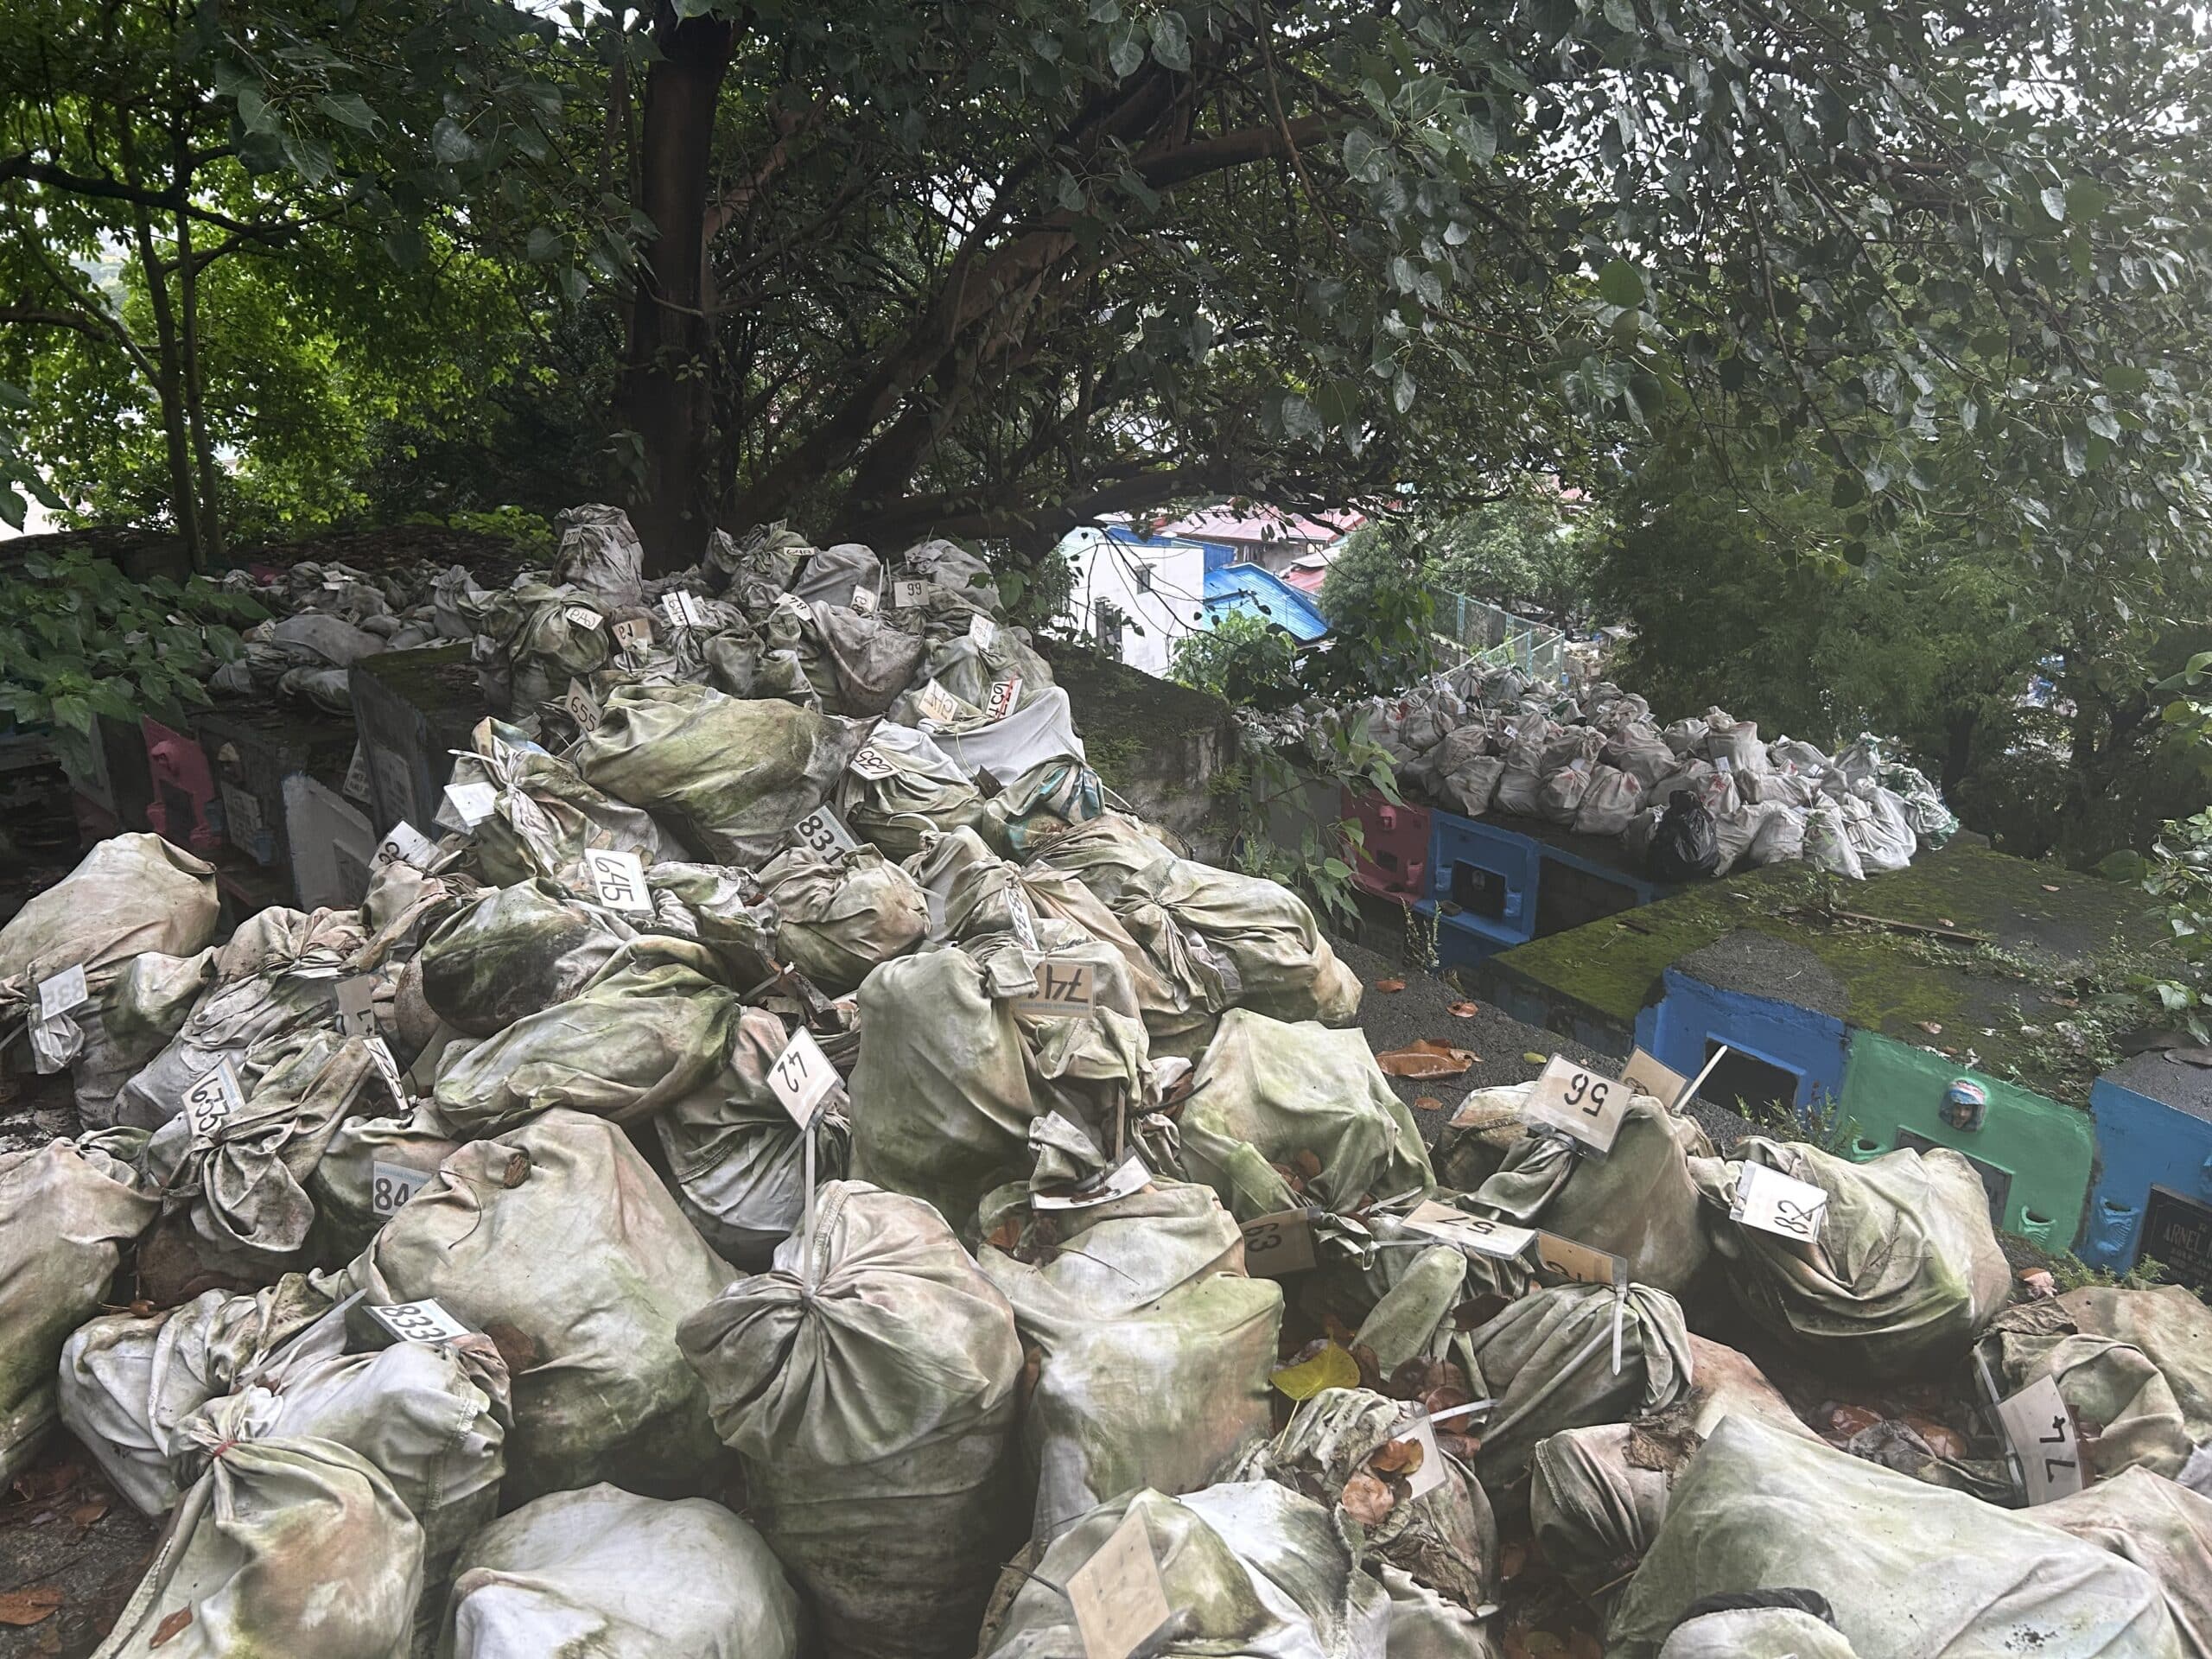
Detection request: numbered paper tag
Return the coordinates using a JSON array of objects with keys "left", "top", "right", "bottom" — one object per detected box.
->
[
  {"left": 985, "top": 676, "right": 1021, "bottom": 720},
  {"left": 849, "top": 585, "right": 879, "bottom": 617},
  {"left": 342, "top": 744, "right": 372, "bottom": 804},
  {"left": 1622, "top": 1046, "right": 1691, "bottom": 1107},
  {"left": 371, "top": 1161, "right": 428, "bottom": 1218},
  {"left": 1015, "top": 958, "right": 1096, "bottom": 1020},
  {"left": 791, "top": 804, "right": 860, "bottom": 857},
  {"left": 915, "top": 680, "right": 963, "bottom": 723},
  {"left": 1998, "top": 1375, "right": 2087, "bottom": 1503},
  {"left": 766, "top": 1027, "right": 838, "bottom": 1127},
  {"left": 849, "top": 746, "right": 899, "bottom": 781},
  {"left": 1032, "top": 1154, "right": 1152, "bottom": 1211},
  {"left": 660, "top": 590, "right": 707, "bottom": 629},
  {"left": 372, "top": 821, "right": 438, "bottom": 873},
  {"left": 1522, "top": 1055, "right": 1630, "bottom": 1155},
  {"left": 1240, "top": 1209, "right": 1319, "bottom": 1276},
  {"left": 1007, "top": 891, "right": 1041, "bottom": 955},
  {"left": 564, "top": 677, "right": 601, "bottom": 732},
  {"left": 613, "top": 617, "right": 654, "bottom": 656},
  {"left": 969, "top": 613, "right": 999, "bottom": 652},
  {"left": 37, "top": 963, "right": 89, "bottom": 1024},
  {"left": 181, "top": 1059, "right": 245, "bottom": 1146},
  {"left": 582, "top": 848, "right": 653, "bottom": 918},
  {"left": 1715, "top": 755, "right": 1734, "bottom": 773},
  {"left": 563, "top": 604, "right": 603, "bottom": 632},
  {"left": 1730, "top": 1161, "right": 1831, "bottom": 1243},
  {"left": 439, "top": 780, "right": 499, "bottom": 831},
  {"left": 1403, "top": 1198, "right": 1535, "bottom": 1260},
  {"left": 1535, "top": 1230, "right": 1625, "bottom": 1287},
  {"left": 367, "top": 1298, "right": 474, "bottom": 1346},
  {"left": 1397, "top": 1412, "right": 1449, "bottom": 1498},
  {"left": 893, "top": 579, "right": 930, "bottom": 609},
  {"left": 363, "top": 1034, "right": 410, "bottom": 1109},
  {"left": 334, "top": 975, "right": 379, "bottom": 1038},
  {"left": 1066, "top": 1509, "right": 1173, "bottom": 1659}
]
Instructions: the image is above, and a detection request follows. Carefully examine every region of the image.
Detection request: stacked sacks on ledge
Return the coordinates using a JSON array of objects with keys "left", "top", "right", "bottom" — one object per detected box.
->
[{"left": 1246, "top": 660, "right": 1961, "bottom": 881}]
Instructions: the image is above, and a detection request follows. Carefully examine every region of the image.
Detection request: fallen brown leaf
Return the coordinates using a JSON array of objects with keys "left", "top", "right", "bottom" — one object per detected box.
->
[
  {"left": 1370, "top": 1436, "right": 1427, "bottom": 1477},
  {"left": 11, "top": 1459, "right": 79, "bottom": 1503},
  {"left": 0, "top": 1587, "right": 62, "bottom": 1627},
  {"left": 67, "top": 1498, "right": 108, "bottom": 1528},
  {"left": 1448, "top": 1000, "right": 1479, "bottom": 1017},
  {"left": 1414, "top": 1094, "right": 1444, "bottom": 1111},
  {"left": 1339, "top": 1471, "right": 1395, "bottom": 1528},
  {"left": 1438, "top": 1428, "right": 1483, "bottom": 1461},
  {"left": 149, "top": 1606, "right": 193, "bottom": 1649},
  {"left": 1499, "top": 1541, "right": 1529, "bottom": 1580},
  {"left": 1904, "top": 1412, "right": 1969, "bottom": 1460},
  {"left": 1294, "top": 1149, "right": 1323, "bottom": 1180},
  {"left": 1376, "top": 1039, "right": 1477, "bottom": 1078},
  {"left": 1375, "top": 977, "right": 1407, "bottom": 993},
  {"left": 1826, "top": 1404, "right": 1883, "bottom": 1441},
  {"left": 984, "top": 1217, "right": 1022, "bottom": 1254}
]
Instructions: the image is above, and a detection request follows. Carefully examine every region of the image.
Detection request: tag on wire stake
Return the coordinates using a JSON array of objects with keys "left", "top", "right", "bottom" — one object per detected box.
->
[
  {"left": 372, "top": 821, "right": 438, "bottom": 873},
  {"left": 367, "top": 1299, "right": 473, "bottom": 1345},
  {"left": 1240, "top": 1209, "right": 1319, "bottom": 1276},
  {"left": 181, "top": 1059, "right": 245, "bottom": 1147},
  {"left": 766, "top": 1027, "right": 837, "bottom": 1127},
  {"left": 791, "top": 804, "right": 859, "bottom": 856},
  {"left": 1065, "top": 1509, "right": 1172, "bottom": 1659},
  {"left": 1521, "top": 1055, "right": 1630, "bottom": 1154},
  {"left": 1730, "top": 1160, "right": 1831, "bottom": 1243},
  {"left": 849, "top": 585, "right": 879, "bottom": 616}
]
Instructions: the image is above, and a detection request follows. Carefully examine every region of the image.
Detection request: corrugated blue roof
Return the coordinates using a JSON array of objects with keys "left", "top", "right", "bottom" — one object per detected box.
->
[{"left": 1201, "top": 563, "right": 1330, "bottom": 642}]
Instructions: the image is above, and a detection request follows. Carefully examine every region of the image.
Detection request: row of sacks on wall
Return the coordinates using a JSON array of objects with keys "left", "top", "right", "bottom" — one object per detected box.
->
[{"left": 1249, "top": 661, "right": 1961, "bottom": 881}]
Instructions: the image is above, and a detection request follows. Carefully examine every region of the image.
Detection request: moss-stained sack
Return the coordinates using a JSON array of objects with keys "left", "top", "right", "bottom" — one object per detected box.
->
[
  {"left": 336, "top": 1110, "right": 735, "bottom": 1507},
  {"left": 418, "top": 880, "right": 632, "bottom": 1038},
  {"left": 677, "top": 1181, "right": 1024, "bottom": 1659},
  {"left": 578, "top": 681, "right": 864, "bottom": 865},
  {"left": 757, "top": 844, "right": 928, "bottom": 993},
  {"left": 978, "top": 1178, "right": 1282, "bottom": 1544}
]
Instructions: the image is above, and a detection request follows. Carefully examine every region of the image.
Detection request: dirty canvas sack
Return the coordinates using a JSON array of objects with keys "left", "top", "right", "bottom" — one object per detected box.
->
[
  {"left": 579, "top": 682, "right": 864, "bottom": 865},
  {"left": 1230, "top": 1386, "right": 1497, "bottom": 1612},
  {"left": 433, "top": 939, "right": 745, "bottom": 1136},
  {"left": 928, "top": 684, "right": 1085, "bottom": 784},
  {"left": 2040, "top": 1468, "right": 2212, "bottom": 1656},
  {"left": 2, "top": 833, "right": 219, "bottom": 1073},
  {"left": 1658, "top": 1605, "right": 1861, "bottom": 1659},
  {"left": 1176, "top": 1009, "right": 1434, "bottom": 1224},
  {"left": 1528, "top": 1335, "right": 1816, "bottom": 1595},
  {"left": 756, "top": 843, "right": 929, "bottom": 993},
  {"left": 978, "top": 1178, "right": 1281, "bottom": 1542},
  {"left": 1465, "top": 1281, "right": 1694, "bottom": 1493},
  {"left": 336, "top": 1110, "right": 735, "bottom": 1505},
  {"left": 444, "top": 1483, "right": 803, "bottom": 1659},
  {"left": 1116, "top": 855, "right": 1362, "bottom": 1025},
  {"left": 551, "top": 503, "right": 645, "bottom": 605},
  {"left": 1802, "top": 798, "right": 1866, "bottom": 879},
  {"left": 307, "top": 1103, "right": 466, "bottom": 1264},
  {"left": 0, "top": 1141, "right": 156, "bottom": 1486},
  {"left": 1693, "top": 1138, "right": 2011, "bottom": 1379},
  {"left": 1605, "top": 723, "right": 1678, "bottom": 790},
  {"left": 658, "top": 1004, "right": 850, "bottom": 1268},
  {"left": 1470, "top": 1096, "right": 1713, "bottom": 1294},
  {"left": 1433, "top": 734, "right": 1505, "bottom": 817},
  {"left": 849, "top": 946, "right": 1039, "bottom": 1233},
  {"left": 61, "top": 949, "right": 219, "bottom": 1127},
  {"left": 980, "top": 1483, "right": 1391, "bottom": 1659},
  {"left": 92, "top": 1403, "right": 423, "bottom": 1659},
  {"left": 1492, "top": 723, "right": 1551, "bottom": 817},
  {"left": 1537, "top": 762, "right": 1594, "bottom": 826},
  {"left": 678, "top": 1181, "right": 1025, "bottom": 1659},
  {"left": 1605, "top": 1414, "right": 2180, "bottom": 1659},
  {"left": 803, "top": 598, "right": 924, "bottom": 715},
  {"left": 833, "top": 718, "right": 987, "bottom": 860},
  {"left": 1573, "top": 764, "right": 1644, "bottom": 837},
  {"left": 1847, "top": 781, "right": 1918, "bottom": 874},
  {"left": 1029, "top": 811, "right": 1184, "bottom": 906},
  {"left": 445, "top": 721, "right": 669, "bottom": 887},
  {"left": 60, "top": 1274, "right": 340, "bottom": 1516},
  {"left": 1980, "top": 1286, "right": 2212, "bottom": 1489},
  {"left": 984, "top": 754, "right": 1109, "bottom": 857},
  {"left": 788, "top": 540, "right": 883, "bottom": 607},
  {"left": 417, "top": 880, "right": 631, "bottom": 1038},
  {"left": 466, "top": 579, "right": 613, "bottom": 715},
  {"left": 199, "top": 1315, "right": 510, "bottom": 1656}
]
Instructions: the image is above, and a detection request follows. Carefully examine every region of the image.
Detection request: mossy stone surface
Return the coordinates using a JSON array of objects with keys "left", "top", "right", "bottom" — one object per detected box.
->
[{"left": 1491, "top": 845, "right": 2163, "bottom": 1101}]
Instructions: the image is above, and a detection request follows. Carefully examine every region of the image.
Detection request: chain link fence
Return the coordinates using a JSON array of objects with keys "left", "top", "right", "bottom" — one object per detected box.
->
[{"left": 1433, "top": 591, "right": 1567, "bottom": 681}]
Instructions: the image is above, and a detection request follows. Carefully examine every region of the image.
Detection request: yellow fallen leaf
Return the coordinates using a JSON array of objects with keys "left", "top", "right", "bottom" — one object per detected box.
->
[
  {"left": 1522, "top": 1051, "right": 1547, "bottom": 1067},
  {"left": 1272, "top": 1341, "right": 1361, "bottom": 1400}
]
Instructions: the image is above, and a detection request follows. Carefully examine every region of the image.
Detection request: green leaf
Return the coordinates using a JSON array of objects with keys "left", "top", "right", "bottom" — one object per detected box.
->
[
  {"left": 316, "top": 92, "right": 381, "bottom": 132},
  {"left": 236, "top": 87, "right": 276, "bottom": 133},
  {"left": 431, "top": 117, "right": 480, "bottom": 166},
  {"left": 1342, "top": 128, "right": 1384, "bottom": 183},
  {"left": 2065, "top": 178, "right": 2110, "bottom": 221},
  {"left": 1830, "top": 472, "right": 1866, "bottom": 508},
  {"left": 1597, "top": 258, "right": 1644, "bottom": 307},
  {"left": 2039, "top": 185, "right": 2067, "bottom": 223},
  {"left": 525, "top": 226, "right": 562, "bottom": 263},
  {"left": 1603, "top": 0, "right": 1638, "bottom": 29},
  {"left": 1148, "top": 10, "right": 1190, "bottom": 72},
  {"left": 1106, "top": 22, "right": 1144, "bottom": 77}
]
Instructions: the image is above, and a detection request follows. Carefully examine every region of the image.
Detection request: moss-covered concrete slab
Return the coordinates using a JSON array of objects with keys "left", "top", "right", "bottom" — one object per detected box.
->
[
  {"left": 1039, "top": 643, "right": 1237, "bottom": 858},
  {"left": 1481, "top": 844, "right": 2164, "bottom": 1102}
]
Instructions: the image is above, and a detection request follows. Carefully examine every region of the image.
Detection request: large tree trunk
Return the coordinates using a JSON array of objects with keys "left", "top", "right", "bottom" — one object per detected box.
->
[
  {"left": 623, "top": 2, "right": 733, "bottom": 575},
  {"left": 176, "top": 208, "right": 224, "bottom": 569},
  {"left": 126, "top": 207, "right": 201, "bottom": 571}
]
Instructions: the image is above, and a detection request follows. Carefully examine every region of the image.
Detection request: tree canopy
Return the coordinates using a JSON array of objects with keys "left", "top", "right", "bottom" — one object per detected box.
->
[{"left": 4, "top": 0, "right": 2211, "bottom": 588}]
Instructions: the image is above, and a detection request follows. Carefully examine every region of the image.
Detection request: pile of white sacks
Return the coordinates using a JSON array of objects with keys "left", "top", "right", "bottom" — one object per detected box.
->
[{"left": 1251, "top": 662, "right": 1961, "bottom": 879}]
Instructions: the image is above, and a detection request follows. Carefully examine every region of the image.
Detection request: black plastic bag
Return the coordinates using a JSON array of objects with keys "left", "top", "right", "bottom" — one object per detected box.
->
[{"left": 1649, "top": 791, "right": 1720, "bottom": 882}]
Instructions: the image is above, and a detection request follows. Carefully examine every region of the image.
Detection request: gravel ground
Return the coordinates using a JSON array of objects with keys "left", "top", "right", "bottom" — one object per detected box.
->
[{"left": 1332, "top": 937, "right": 1762, "bottom": 1154}]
